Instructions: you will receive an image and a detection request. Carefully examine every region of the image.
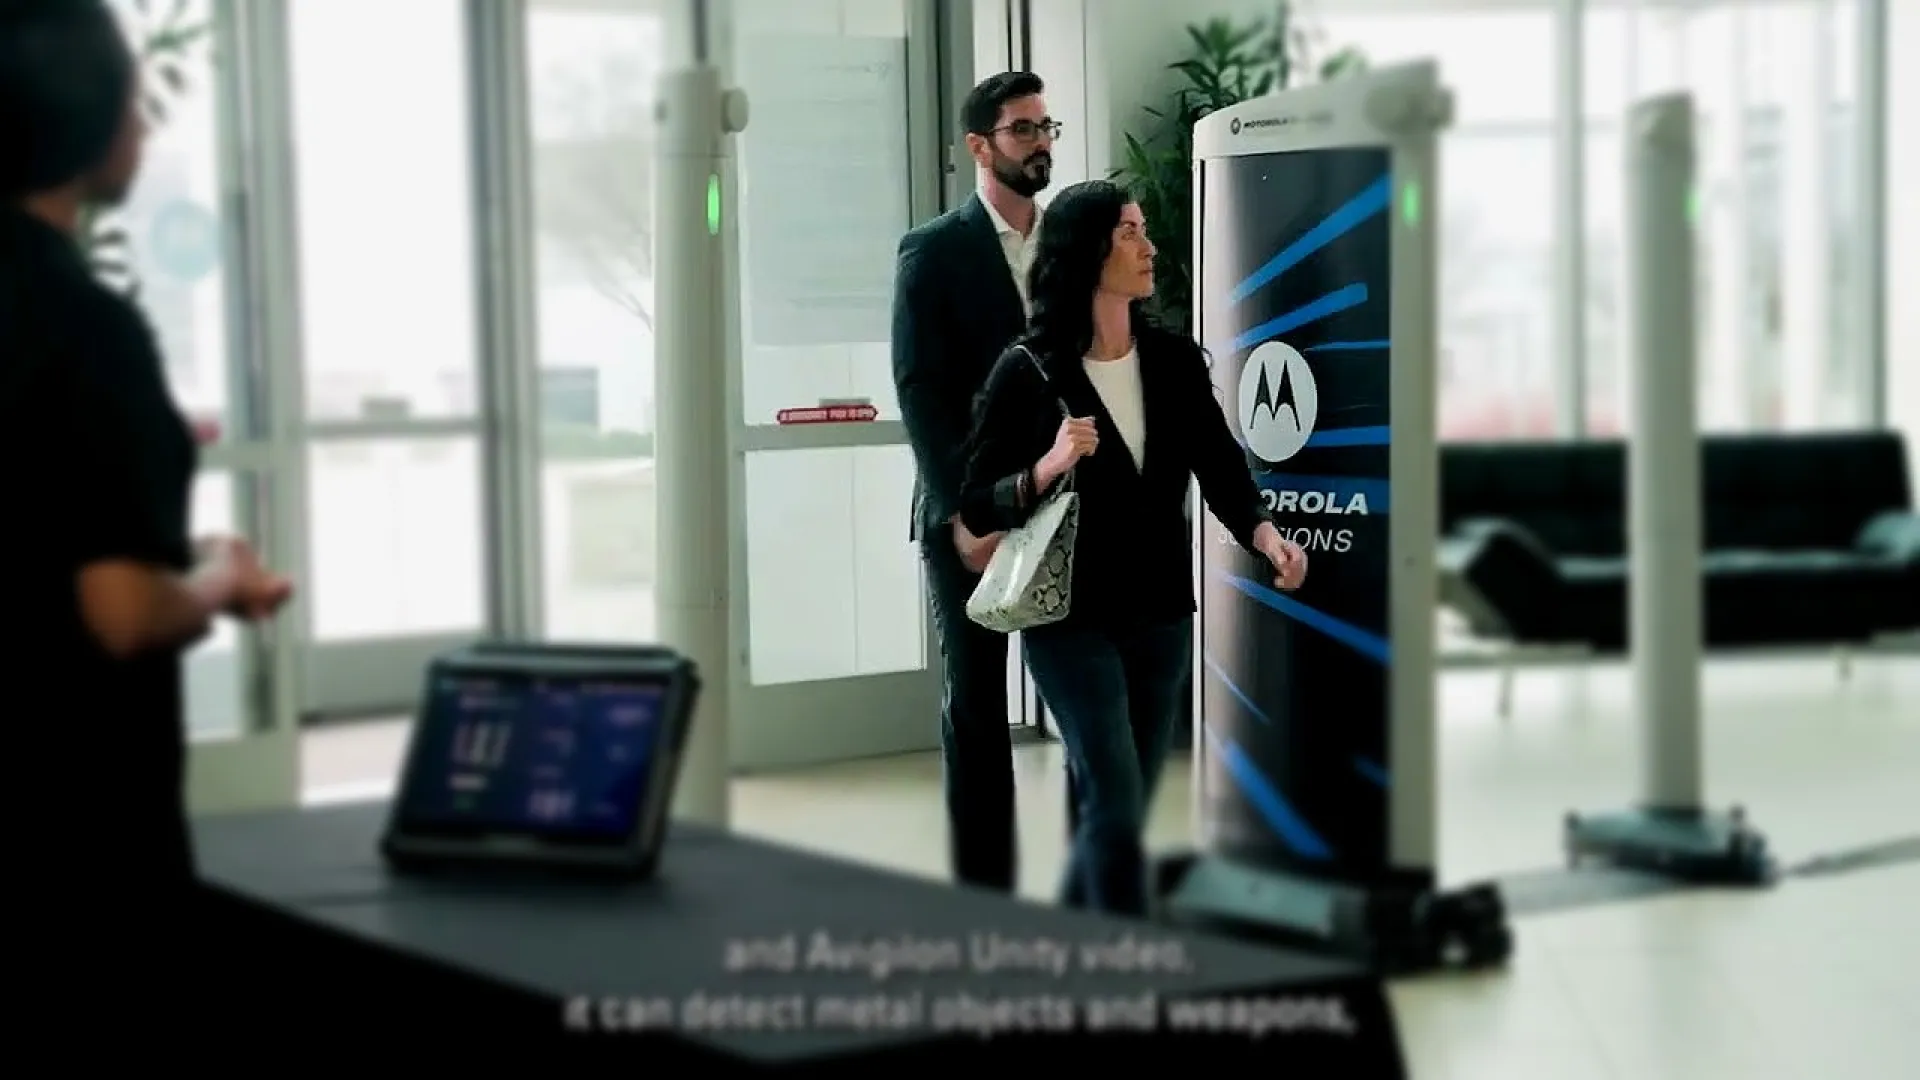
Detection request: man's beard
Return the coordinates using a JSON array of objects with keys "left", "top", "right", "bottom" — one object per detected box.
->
[{"left": 992, "top": 150, "right": 1052, "bottom": 198}]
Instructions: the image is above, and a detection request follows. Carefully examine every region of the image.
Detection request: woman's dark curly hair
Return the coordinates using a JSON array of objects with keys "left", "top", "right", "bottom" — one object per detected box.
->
[{"left": 1018, "top": 179, "right": 1155, "bottom": 369}]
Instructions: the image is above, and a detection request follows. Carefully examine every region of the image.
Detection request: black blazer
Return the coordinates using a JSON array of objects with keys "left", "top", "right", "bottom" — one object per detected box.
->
[
  {"left": 891, "top": 194, "right": 1029, "bottom": 541},
  {"left": 958, "top": 323, "right": 1273, "bottom": 631},
  {"left": 0, "top": 208, "right": 200, "bottom": 887}
]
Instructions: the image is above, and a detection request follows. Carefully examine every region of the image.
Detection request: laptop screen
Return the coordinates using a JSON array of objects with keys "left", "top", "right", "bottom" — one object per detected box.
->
[{"left": 395, "top": 670, "right": 670, "bottom": 845}]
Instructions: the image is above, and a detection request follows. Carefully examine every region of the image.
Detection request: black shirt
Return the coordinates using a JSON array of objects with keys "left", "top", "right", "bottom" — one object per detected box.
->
[
  {"left": 959, "top": 323, "right": 1272, "bottom": 631},
  {"left": 0, "top": 208, "right": 200, "bottom": 896}
]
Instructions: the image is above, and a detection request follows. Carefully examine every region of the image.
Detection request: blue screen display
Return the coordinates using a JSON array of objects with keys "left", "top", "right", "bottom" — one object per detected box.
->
[
  {"left": 400, "top": 674, "right": 667, "bottom": 842},
  {"left": 1197, "top": 146, "right": 1395, "bottom": 882}
]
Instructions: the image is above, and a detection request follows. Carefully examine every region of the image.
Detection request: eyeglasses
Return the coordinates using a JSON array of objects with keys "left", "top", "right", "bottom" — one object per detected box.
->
[{"left": 992, "top": 118, "right": 1063, "bottom": 144}]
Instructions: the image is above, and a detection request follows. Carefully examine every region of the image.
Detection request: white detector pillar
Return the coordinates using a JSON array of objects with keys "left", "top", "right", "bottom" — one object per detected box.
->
[
  {"left": 656, "top": 9, "right": 748, "bottom": 828},
  {"left": 1627, "top": 92, "right": 1703, "bottom": 810},
  {"left": 1564, "top": 92, "right": 1770, "bottom": 884}
]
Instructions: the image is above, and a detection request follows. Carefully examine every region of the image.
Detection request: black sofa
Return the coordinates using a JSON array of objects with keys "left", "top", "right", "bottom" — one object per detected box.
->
[{"left": 1439, "top": 431, "right": 1920, "bottom": 652}]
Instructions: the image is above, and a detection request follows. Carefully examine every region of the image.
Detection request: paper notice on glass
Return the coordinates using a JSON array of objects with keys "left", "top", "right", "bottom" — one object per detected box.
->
[{"left": 736, "top": 36, "right": 911, "bottom": 347}]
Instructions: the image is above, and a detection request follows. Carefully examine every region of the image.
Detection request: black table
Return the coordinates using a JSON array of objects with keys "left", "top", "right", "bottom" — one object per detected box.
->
[{"left": 193, "top": 804, "right": 1405, "bottom": 1071}]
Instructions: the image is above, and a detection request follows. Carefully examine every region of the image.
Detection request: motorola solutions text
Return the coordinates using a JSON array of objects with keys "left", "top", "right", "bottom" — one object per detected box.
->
[{"left": 1216, "top": 487, "right": 1369, "bottom": 554}]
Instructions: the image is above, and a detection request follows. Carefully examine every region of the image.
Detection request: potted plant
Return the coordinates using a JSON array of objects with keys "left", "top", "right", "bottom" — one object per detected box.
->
[{"left": 1113, "top": 5, "right": 1365, "bottom": 335}]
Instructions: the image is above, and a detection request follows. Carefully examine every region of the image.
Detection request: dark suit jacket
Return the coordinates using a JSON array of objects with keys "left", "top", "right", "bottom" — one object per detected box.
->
[
  {"left": 891, "top": 193, "right": 1029, "bottom": 542},
  {"left": 957, "top": 323, "right": 1273, "bottom": 631}
]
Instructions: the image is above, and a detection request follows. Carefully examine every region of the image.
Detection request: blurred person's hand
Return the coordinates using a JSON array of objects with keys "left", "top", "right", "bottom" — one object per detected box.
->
[
  {"left": 196, "top": 536, "right": 294, "bottom": 621},
  {"left": 232, "top": 570, "right": 295, "bottom": 621}
]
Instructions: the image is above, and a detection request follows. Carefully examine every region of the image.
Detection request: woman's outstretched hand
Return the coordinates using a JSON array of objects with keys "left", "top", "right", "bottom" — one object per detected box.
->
[{"left": 1252, "top": 522, "right": 1308, "bottom": 592}]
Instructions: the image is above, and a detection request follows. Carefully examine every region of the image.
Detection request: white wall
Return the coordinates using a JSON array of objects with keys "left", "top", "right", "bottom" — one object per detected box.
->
[
  {"left": 1027, "top": 0, "right": 1555, "bottom": 194},
  {"left": 1025, "top": 0, "right": 1091, "bottom": 189},
  {"left": 972, "top": 0, "right": 1011, "bottom": 76},
  {"left": 1889, "top": 0, "right": 1920, "bottom": 487},
  {"left": 1026, "top": 0, "right": 1275, "bottom": 198}
]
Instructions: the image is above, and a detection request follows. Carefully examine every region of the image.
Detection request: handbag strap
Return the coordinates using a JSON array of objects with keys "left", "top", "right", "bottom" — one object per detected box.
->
[
  {"left": 1011, "top": 344, "right": 1072, "bottom": 421},
  {"left": 1012, "top": 344, "right": 1076, "bottom": 493}
]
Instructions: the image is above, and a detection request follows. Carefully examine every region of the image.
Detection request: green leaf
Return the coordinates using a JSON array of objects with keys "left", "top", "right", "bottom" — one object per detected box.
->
[
  {"left": 1321, "top": 47, "right": 1368, "bottom": 82},
  {"left": 1169, "top": 58, "right": 1215, "bottom": 88},
  {"left": 1222, "top": 22, "right": 1261, "bottom": 54},
  {"left": 147, "top": 23, "right": 211, "bottom": 58}
]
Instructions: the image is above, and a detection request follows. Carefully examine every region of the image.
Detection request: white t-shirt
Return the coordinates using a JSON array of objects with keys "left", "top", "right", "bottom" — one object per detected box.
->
[{"left": 1083, "top": 346, "right": 1147, "bottom": 470}]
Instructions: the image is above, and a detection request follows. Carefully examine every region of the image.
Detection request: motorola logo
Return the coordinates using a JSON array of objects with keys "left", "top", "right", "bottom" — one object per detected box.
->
[
  {"left": 1237, "top": 341, "right": 1318, "bottom": 464},
  {"left": 1230, "top": 112, "right": 1334, "bottom": 135}
]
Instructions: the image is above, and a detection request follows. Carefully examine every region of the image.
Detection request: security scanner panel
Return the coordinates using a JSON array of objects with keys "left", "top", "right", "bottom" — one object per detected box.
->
[
  {"left": 1194, "top": 138, "right": 1398, "bottom": 877},
  {"left": 381, "top": 644, "right": 701, "bottom": 879},
  {"left": 1164, "top": 62, "right": 1512, "bottom": 973}
]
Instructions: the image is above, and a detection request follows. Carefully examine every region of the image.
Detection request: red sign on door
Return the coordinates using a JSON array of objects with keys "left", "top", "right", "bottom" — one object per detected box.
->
[{"left": 776, "top": 403, "right": 879, "bottom": 425}]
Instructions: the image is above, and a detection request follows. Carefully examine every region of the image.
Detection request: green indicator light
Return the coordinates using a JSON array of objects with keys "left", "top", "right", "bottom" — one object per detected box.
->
[
  {"left": 707, "top": 174, "right": 721, "bottom": 236},
  {"left": 1401, "top": 182, "right": 1422, "bottom": 226}
]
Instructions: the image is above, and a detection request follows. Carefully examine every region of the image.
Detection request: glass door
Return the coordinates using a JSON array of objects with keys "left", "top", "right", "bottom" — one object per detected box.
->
[
  {"left": 720, "top": 0, "right": 945, "bottom": 769},
  {"left": 104, "top": 0, "right": 301, "bottom": 811},
  {"left": 278, "top": 0, "right": 495, "bottom": 716},
  {"left": 522, "top": 0, "right": 672, "bottom": 647}
]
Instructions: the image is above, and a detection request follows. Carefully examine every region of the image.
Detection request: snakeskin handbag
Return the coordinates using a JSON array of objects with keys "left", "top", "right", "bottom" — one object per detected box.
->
[{"left": 966, "top": 348, "right": 1080, "bottom": 633}]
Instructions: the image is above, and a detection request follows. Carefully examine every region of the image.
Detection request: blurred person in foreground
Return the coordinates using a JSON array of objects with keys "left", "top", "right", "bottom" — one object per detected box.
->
[
  {"left": 0, "top": 0, "right": 294, "bottom": 960},
  {"left": 957, "top": 180, "right": 1308, "bottom": 916}
]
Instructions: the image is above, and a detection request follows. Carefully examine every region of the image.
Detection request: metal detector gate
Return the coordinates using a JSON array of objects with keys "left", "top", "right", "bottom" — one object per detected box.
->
[
  {"left": 1561, "top": 93, "right": 1770, "bottom": 882},
  {"left": 1160, "top": 62, "right": 1510, "bottom": 973}
]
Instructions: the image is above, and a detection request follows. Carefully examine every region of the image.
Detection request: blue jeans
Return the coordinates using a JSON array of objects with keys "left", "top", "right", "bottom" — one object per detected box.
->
[{"left": 1023, "top": 617, "right": 1192, "bottom": 917}]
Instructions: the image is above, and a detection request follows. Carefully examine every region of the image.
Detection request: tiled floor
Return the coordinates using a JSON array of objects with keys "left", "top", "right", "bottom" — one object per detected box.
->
[{"left": 304, "top": 654, "right": 1920, "bottom": 1078}]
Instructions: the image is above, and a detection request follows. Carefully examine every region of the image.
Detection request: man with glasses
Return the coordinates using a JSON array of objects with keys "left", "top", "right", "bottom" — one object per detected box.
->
[{"left": 892, "top": 72, "right": 1060, "bottom": 896}]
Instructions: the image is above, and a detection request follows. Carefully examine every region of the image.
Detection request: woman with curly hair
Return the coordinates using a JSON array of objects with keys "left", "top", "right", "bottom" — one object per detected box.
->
[{"left": 959, "top": 179, "right": 1307, "bottom": 916}]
